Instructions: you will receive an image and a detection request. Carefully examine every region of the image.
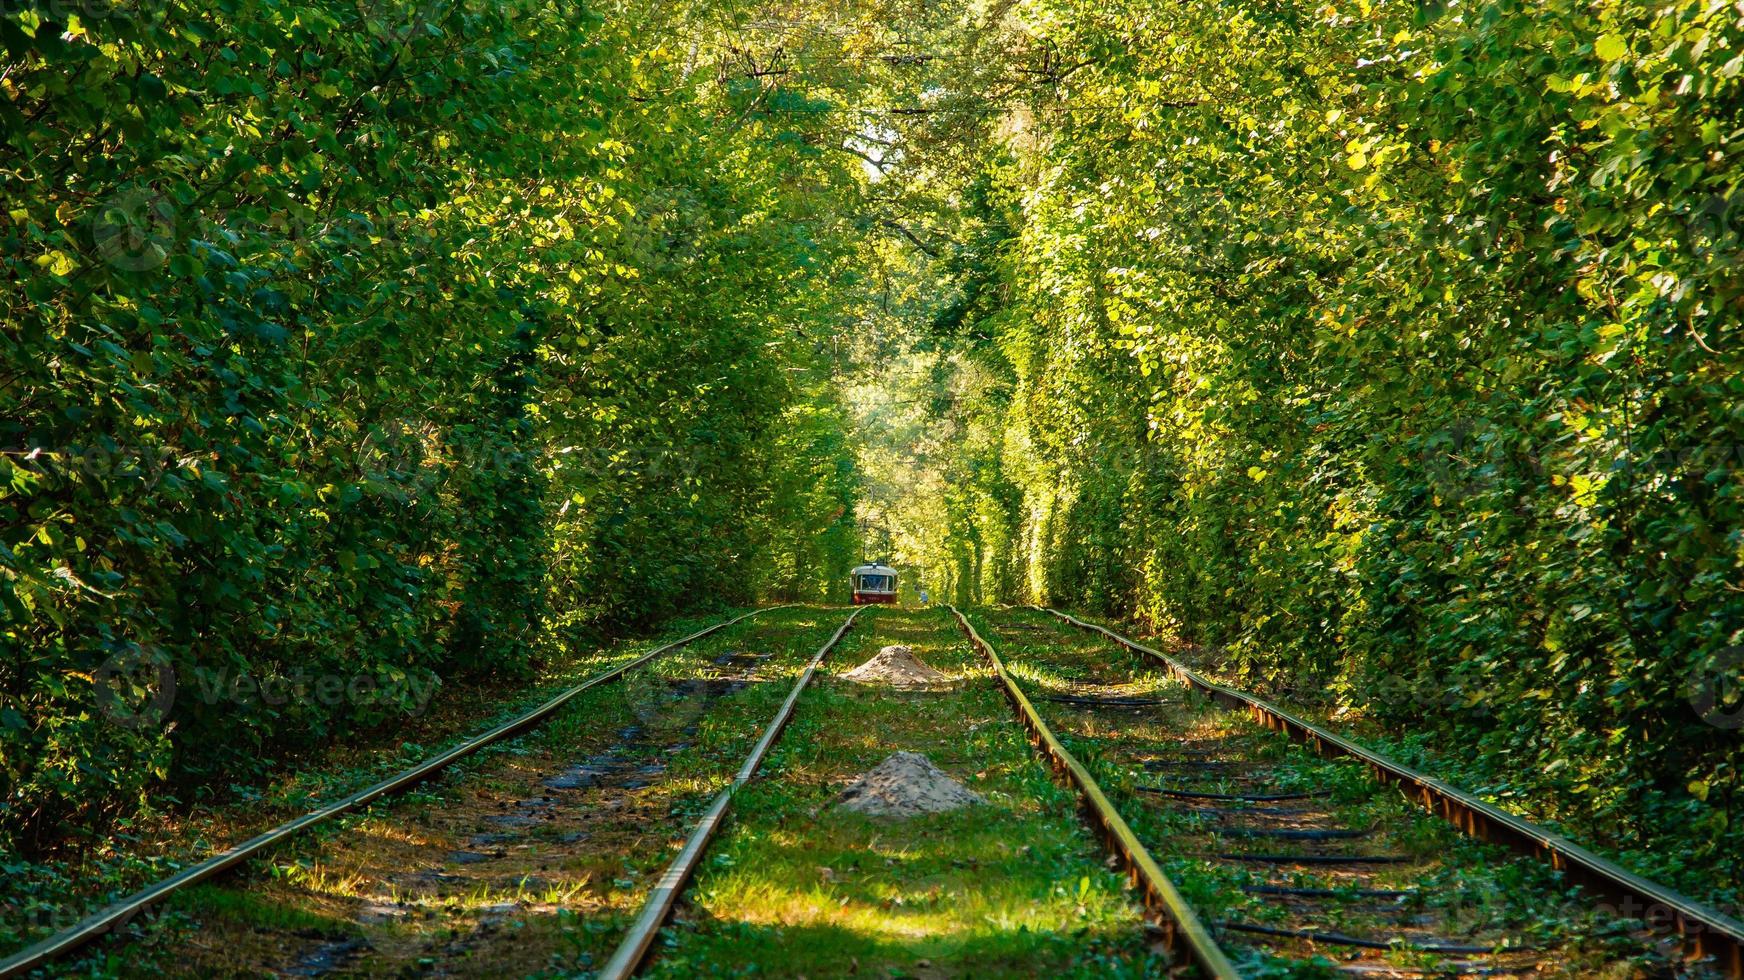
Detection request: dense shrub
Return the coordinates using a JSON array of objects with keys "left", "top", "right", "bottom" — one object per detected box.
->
[
  {"left": 901, "top": 0, "right": 1744, "bottom": 898},
  {"left": 0, "top": 0, "right": 861, "bottom": 851}
]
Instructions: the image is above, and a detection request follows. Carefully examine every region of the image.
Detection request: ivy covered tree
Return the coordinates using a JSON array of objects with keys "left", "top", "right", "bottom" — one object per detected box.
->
[
  {"left": 0, "top": 0, "right": 873, "bottom": 851},
  {"left": 4, "top": 0, "right": 1740, "bottom": 916},
  {"left": 844, "top": 0, "right": 1744, "bottom": 906}
]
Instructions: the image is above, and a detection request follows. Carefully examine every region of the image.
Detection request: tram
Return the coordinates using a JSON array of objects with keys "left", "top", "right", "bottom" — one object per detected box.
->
[{"left": 850, "top": 562, "right": 899, "bottom": 605}]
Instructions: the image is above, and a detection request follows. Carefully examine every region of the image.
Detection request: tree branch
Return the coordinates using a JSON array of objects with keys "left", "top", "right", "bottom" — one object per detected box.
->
[
  {"left": 881, "top": 219, "right": 941, "bottom": 257},
  {"left": 838, "top": 143, "right": 894, "bottom": 172}
]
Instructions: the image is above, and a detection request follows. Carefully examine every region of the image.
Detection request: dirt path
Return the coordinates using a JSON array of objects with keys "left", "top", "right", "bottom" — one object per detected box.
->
[{"left": 646, "top": 605, "right": 1167, "bottom": 979}]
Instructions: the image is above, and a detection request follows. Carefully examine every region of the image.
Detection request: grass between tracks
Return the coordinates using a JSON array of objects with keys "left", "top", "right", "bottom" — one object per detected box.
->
[
  {"left": 648, "top": 605, "right": 1167, "bottom": 979},
  {"left": 975, "top": 607, "right": 1706, "bottom": 979},
  {"left": 17, "top": 606, "right": 847, "bottom": 978}
]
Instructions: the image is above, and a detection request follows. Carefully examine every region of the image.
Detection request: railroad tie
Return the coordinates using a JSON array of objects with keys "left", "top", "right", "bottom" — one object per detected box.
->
[
  {"left": 1181, "top": 805, "right": 1319, "bottom": 818},
  {"left": 1216, "top": 921, "right": 1521, "bottom": 956},
  {"left": 1140, "top": 759, "right": 1243, "bottom": 771},
  {"left": 1040, "top": 693, "right": 1169, "bottom": 708},
  {"left": 1139, "top": 787, "right": 1330, "bottom": 802},
  {"left": 1212, "top": 852, "right": 1413, "bottom": 865},
  {"left": 1242, "top": 885, "right": 1415, "bottom": 901},
  {"left": 1216, "top": 825, "right": 1375, "bottom": 841}
]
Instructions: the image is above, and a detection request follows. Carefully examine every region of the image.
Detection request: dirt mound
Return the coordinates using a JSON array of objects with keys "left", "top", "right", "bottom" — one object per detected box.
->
[
  {"left": 841, "top": 644, "right": 954, "bottom": 689},
  {"left": 836, "top": 751, "right": 983, "bottom": 818}
]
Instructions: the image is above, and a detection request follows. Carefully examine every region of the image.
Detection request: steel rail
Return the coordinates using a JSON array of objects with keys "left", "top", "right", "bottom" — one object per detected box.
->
[
  {"left": 0, "top": 606, "right": 786, "bottom": 979},
  {"left": 1042, "top": 607, "right": 1744, "bottom": 976},
  {"left": 948, "top": 606, "right": 1240, "bottom": 980},
  {"left": 598, "top": 607, "right": 864, "bottom": 980}
]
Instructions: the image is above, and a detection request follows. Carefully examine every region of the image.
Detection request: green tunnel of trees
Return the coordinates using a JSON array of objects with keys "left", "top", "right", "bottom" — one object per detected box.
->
[{"left": 3, "top": 0, "right": 1741, "bottom": 909}]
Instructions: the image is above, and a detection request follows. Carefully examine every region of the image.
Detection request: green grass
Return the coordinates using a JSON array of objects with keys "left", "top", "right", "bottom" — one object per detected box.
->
[
  {"left": 166, "top": 884, "right": 358, "bottom": 935},
  {"left": 648, "top": 606, "right": 1166, "bottom": 978}
]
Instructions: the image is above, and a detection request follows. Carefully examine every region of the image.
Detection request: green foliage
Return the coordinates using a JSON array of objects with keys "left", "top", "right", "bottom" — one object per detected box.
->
[
  {"left": 0, "top": 0, "right": 865, "bottom": 852},
  {"left": 5, "top": 0, "right": 1738, "bottom": 915},
  {"left": 860, "top": 0, "right": 1744, "bottom": 903}
]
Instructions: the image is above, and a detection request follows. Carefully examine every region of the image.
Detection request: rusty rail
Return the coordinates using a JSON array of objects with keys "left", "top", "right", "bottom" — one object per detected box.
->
[
  {"left": 1042, "top": 607, "right": 1744, "bottom": 977},
  {"left": 0, "top": 606, "right": 786, "bottom": 979},
  {"left": 949, "top": 606, "right": 1240, "bottom": 979},
  {"left": 598, "top": 607, "right": 864, "bottom": 979}
]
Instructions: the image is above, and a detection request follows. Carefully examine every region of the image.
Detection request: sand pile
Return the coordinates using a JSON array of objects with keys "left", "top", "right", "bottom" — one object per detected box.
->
[
  {"left": 841, "top": 645, "right": 954, "bottom": 689},
  {"left": 836, "top": 751, "right": 983, "bottom": 818}
]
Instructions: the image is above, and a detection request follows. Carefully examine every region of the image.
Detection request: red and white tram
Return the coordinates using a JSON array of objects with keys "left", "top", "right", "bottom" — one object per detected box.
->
[{"left": 850, "top": 562, "right": 898, "bottom": 605}]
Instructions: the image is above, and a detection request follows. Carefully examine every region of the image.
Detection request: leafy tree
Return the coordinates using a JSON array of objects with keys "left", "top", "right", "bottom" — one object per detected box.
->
[{"left": 0, "top": 0, "right": 871, "bottom": 852}]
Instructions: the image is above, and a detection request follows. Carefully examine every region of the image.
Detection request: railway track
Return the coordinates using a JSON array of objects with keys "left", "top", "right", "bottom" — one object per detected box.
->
[
  {"left": 626, "top": 604, "right": 1181, "bottom": 977},
  {"left": 953, "top": 606, "right": 1744, "bottom": 978},
  {"left": 0, "top": 605, "right": 822, "bottom": 978},
  {"left": 252, "top": 611, "right": 851, "bottom": 977},
  {"left": 13, "top": 603, "right": 1738, "bottom": 977},
  {"left": 596, "top": 607, "right": 862, "bottom": 978}
]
